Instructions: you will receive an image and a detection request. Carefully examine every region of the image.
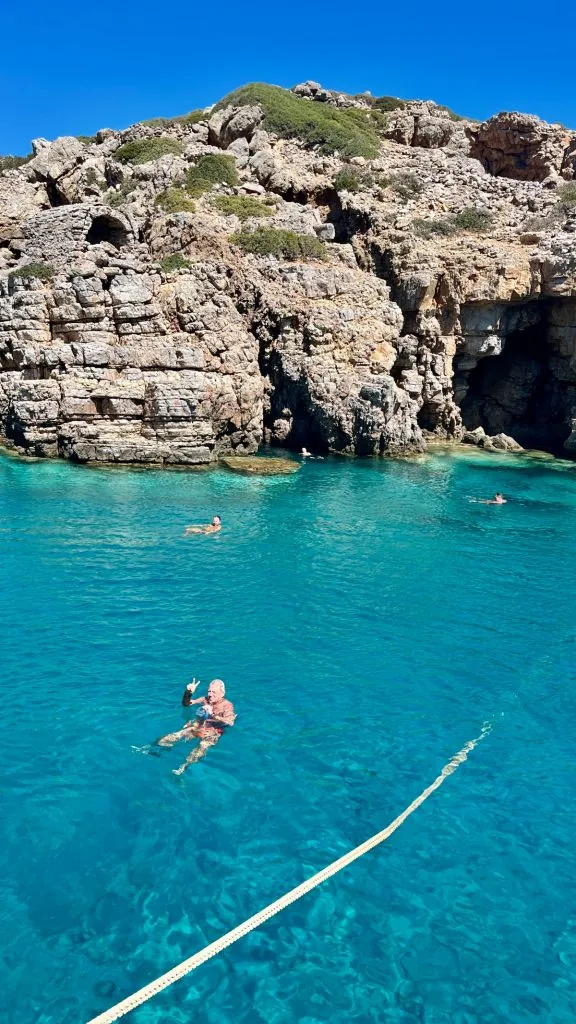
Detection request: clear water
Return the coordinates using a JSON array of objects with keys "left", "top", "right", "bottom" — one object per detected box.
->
[{"left": 1, "top": 447, "right": 575, "bottom": 1024}]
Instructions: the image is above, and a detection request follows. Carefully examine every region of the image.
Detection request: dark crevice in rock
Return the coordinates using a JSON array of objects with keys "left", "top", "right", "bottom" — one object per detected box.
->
[
  {"left": 455, "top": 306, "right": 573, "bottom": 452},
  {"left": 252, "top": 308, "right": 335, "bottom": 454},
  {"left": 45, "top": 180, "right": 69, "bottom": 208},
  {"left": 274, "top": 186, "right": 310, "bottom": 205},
  {"left": 369, "top": 243, "right": 400, "bottom": 299},
  {"left": 418, "top": 401, "right": 442, "bottom": 432},
  {"left": 325, "top": 193, "right": 372, "bottom": 245}
]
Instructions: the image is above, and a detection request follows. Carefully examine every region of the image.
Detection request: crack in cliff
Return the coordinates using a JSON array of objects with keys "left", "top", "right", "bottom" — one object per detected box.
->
[{"left": 455, "top": 307, "right": 573, "bottom": 452}]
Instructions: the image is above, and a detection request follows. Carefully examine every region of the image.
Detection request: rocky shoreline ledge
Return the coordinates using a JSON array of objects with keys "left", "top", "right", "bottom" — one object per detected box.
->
[{"left": 1, "top": 81, "right": 576, "bottom": 465}]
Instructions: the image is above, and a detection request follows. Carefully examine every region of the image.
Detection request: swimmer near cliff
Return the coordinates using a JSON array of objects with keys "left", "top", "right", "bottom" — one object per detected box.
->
[
  {"left": 184, "top": 515, "right": 222, "bottom": 536},
  {"left": 157, "top": 679, "right": 236, "bottom": 774}
]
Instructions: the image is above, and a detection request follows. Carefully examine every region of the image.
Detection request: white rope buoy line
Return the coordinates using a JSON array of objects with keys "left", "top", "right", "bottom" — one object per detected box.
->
[{"left": 86, "top": 723, "right": 492, "bottom": 1024}]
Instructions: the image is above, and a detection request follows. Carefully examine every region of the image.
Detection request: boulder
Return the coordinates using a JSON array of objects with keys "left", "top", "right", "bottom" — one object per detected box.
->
[
  {"left": 469, "top": 112, "right": 573, "bottom": 182},
  {"left": 220, "top": 456, "right": 300, "bottom": 475},
  {"left": 28, "top": 137, "right": 85, "bottom": 183},
  {"left": 462, "top": 426, "right": 523, "bottom": 451},
  {"left": 208, "top": 105, "right": 264, "bottom": 148}
]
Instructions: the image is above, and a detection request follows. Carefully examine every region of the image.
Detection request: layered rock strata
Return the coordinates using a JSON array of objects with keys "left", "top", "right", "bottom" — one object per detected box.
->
[{"left": 1, "top": 83, "right": 576, "bottom": 463}]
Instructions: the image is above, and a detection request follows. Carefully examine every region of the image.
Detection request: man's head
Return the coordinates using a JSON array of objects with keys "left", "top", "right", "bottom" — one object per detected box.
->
[
  {"left": 208, "top": 679, "right": 225, "bottom": 702},
  {"left": 212, "top": 516, "right": 222, "bottom": 526}
]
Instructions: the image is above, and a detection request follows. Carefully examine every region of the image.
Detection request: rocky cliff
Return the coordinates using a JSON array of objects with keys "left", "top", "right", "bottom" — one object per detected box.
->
[{"left": 1, "top": 80, "right": 576, "bottom": 464}]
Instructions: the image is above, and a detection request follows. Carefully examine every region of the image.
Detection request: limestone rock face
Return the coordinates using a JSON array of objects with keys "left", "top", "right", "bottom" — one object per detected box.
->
[
  {"left": 469, "top": 112, "right": 575, "bottom": 182},
  {"left": 1, "top": 81, "right": 576, "bottom": 463},
  {"left": 28, "top": 136, "right": 86, "bottom": 183},
  {"left": 383, "top": 103, "right": 471, "bottom": 154}
]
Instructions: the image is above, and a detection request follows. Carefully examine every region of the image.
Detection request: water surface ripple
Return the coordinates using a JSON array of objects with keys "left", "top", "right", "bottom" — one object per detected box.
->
[{"left": 1, "top": 449, "right": 575, "bottom": 1024}]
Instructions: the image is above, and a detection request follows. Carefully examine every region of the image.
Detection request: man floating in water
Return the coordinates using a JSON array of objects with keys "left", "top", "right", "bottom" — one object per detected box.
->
[
  {"left": 157, "top": 678, "right": 236, "bottom": 773},
  {"left": 480, "top": 493, "right": 507, "bottom": 505},
  {"left": 184, "top": 515, "right": 222, "bottom": 535}
]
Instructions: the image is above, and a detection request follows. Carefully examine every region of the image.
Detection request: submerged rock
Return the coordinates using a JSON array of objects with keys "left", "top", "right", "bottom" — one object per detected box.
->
[{"left": 220, "top": 456, "right": 300, "bottom": 475}]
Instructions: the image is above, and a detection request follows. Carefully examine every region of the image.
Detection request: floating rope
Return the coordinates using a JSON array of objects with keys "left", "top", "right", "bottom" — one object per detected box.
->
[{"left": 86, "top": 723, "right": 491, "bottom": 1024}]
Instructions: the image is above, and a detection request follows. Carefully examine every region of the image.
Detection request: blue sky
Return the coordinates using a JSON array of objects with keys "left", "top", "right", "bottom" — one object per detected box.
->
[{"left": 1, "top": 0, "right": 573, "bottom": 154}]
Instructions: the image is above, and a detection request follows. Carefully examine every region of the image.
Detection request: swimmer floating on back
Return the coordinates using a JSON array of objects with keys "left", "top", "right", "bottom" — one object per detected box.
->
[
  {"left": 157, "top": 678, "right": 236, "bottom": 774},
  {"left": 184, "top": 515, "right": 222, "bottom": 535},
  {"left": 301, "top": 447, "right": 324, "bottom": 460}
]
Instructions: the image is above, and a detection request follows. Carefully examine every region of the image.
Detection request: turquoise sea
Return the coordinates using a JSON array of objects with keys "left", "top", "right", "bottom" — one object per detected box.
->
[{"left": 1, "top": 447, "right": 575, "bottom": 1024}]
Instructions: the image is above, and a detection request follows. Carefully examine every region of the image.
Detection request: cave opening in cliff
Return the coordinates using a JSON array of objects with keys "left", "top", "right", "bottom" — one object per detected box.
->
[
  {"left": 86, "top": 215, "right": 128, "bottom": 249},
  {"left": 456, "top": 317, "right": 569, "bottom": 451}
]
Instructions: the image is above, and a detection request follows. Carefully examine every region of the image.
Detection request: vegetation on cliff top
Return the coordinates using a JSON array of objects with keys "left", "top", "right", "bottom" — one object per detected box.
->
[
  {"left": 186, "top": 154, "right": 238, "bottom": 197},
  {"left": 0, "top": 154, "right": 33, "bottom": 173},
  {"left": 365, "top": 93, "right": 465, "bottom": 121},
  {"left": 141, "top": 110, "right": 205, "bottom": 128},
  {"left": 230, "top": 226, "right": 325, "bottom": 260},
  {"left": 114, "top": 137, "right": 184, "bottom": 164},
  {"left": 215, "top": 83, "right": 383, "bottom": 158}
]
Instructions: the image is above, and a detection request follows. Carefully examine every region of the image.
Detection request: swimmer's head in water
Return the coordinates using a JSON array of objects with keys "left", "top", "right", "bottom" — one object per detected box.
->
[
  {"left": 208, "top": 678, "right": 225, "bottom": 700},
  {"left": 212, "top": 516, "right": 222, "bottom": 526}
]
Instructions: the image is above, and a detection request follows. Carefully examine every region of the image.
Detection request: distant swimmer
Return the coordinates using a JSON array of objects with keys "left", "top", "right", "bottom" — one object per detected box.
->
[
  {"left": 157, "top": 679, "right": 236, "bottom": 773},
  {"left": 185, "top": 515, "right": 222, "bottom": 535},
  {"left": 480, "top": 493, "right": 507, "bottom": 505},
  {"left": 301, "top": 447, "right": 324, "bottom": 460}
]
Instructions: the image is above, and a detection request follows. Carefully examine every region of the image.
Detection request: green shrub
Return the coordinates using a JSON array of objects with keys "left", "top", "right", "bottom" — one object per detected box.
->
[
  {"left": 436, "top": 105, "right": 465, "bottom": 122},
  {"left": 391, "top": 172, "right": 423, "bottom": 199},
  {"left": 160, "top": 253, "right": 192, "bottom": 273},
  {"left": 453, "top": 207, "right": 493, "bottom": 232},
  {"left": 343, "top": 105, "right": 388, "bottom": 138},
  {"left": 413, "top": 207, "right": 493, "bottom": 238},
  {"left": 105, "top": 179, "right": 138, "bottom": 206},
  {"left": 371, "top": 96, "right": 408, "bottom": 113},
  {"left": 186, "top": 153, "right": 238, "bottom": 197},
  {"left": 9, "top": 262, "right": 54, "bottom": 281},
  {"left": 333, "top": 166, "right": 379, "bottom": 192},
  {"left": 558, "top": 183, "right": 576, "bottom": 205},
  {"left": 230, "top": 226, "right": 325, "bottom": 260},
  {"left": 412, "top": 217, "right": 458, "bottom": 238},
  {"left": 211, "top": 194, "right": 273, "bottom": 221},
  {"left": 0, "top": 154, "right": 32, "bottom": 172},
  {"left": 334, "top": 167, "right": 361, "bottom": 192},
  {"left": 380, "top": 172, "right": 423, "bottom": 200},
  {"left": 214, "top": 83, "right": 381, "bottom": 158},
  {"left": 522, "top": 208, "right": 566, "bottom": 233},
  {"left": 174, "top": 110, "right": 205, "bottom": 126},
  {"left": 155, "top": 187, "right": 196, "bottom": 214},
  {"left": 114, "top": 137, "right": 184, "bottom": 164},
  {"left": 140, "top": 109, "right": 203, "bottom": 128},
  {"left": 77, "top": 134, "right": 97, "bottom": 145}
]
